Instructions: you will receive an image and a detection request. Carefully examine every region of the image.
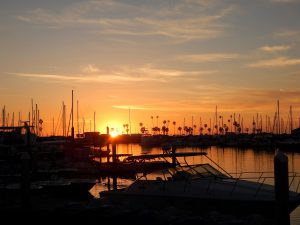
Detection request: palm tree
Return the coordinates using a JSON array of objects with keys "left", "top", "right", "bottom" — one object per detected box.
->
[
  {"left": 152, "top": 127, "right": 157, "bottom": 135},
  {"left": 199, "top": 127, "right": 204, "bottom": 135},
  {"left": 245, "top": 128, "right": 249, "bottom": 134},
  {"left": 193, "top": 125, "right": 197, "bottom": 135},
  {"left": 140, "top": 126, "right": 146, "bottom": 134},
  {"left": 172, "top": 121, "right": 176, "bottom": 135},
  {"left": 178, "top": 126, "right": 182, "bottom": 135},
  {"left": 150, "top": 116, "right": 154, "bottom": 133},
  {"left": 162, "top": 125, "right": 166, "bottom": 135},
  {"left": 139, "top": 122, "right": 143, "bottom": 134},
  {"left": 124, "top": 124, "right": 129, "bottom": 134},
  {"left": 184, "top": 126, "right": 188, "bottom": 135}
]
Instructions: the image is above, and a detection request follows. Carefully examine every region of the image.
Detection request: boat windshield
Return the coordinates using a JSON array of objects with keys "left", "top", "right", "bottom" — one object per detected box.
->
[
  {"left": 170, "top": 164, "right": 228, "bottom": 180},
  {"left": 138, "top": 163, "right": 228, "bottom": 181}
]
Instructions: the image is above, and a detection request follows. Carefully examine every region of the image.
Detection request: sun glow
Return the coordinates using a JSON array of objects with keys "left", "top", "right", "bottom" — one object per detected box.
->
[{"left": 111, "top": 130, "right": 118, "bottom": 138}]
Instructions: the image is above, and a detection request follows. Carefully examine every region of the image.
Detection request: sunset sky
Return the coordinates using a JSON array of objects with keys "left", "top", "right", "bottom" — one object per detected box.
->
[{"left": 1, "top": 0, "right": 300, "bottom": 135}]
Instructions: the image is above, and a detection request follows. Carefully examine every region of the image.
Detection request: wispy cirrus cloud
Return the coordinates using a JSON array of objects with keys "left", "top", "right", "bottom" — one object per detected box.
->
[
  {"left": 112, "top": 105, "right": 153, "bottom": 110},
  {"left": 8, "top": 72, "right": 162, "bottom": 83},
  {"left": 248, "top": 57, "right": 300, "bottom": 68},
  {"left": 176, "top": 53, "right": 240, "bottom": 62},
  {"left": 259, "top": 45, "right": 291, "bottom": 53},
  {"left": 113, "top": 85, "right": 300, "bottom": 113},
  {"left": 15, "top": 1, "right": 236, "bottom": 42},
  {"left": 7, "top": 65, "right": 214, "bottom": 83},
  {"left": 270, "top": 0, "right": 300, "bottom": 3},
  {"left": 81, "top": 64, "right": 100, "bottom": 73},
  {"left": 273, "top": 29, "right": 300, "bottom": 39}
]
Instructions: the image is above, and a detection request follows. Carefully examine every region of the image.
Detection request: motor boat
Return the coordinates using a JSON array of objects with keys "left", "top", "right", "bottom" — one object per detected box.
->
[{"left": 100, "top": 152, "right": 300, "bottom": 216}]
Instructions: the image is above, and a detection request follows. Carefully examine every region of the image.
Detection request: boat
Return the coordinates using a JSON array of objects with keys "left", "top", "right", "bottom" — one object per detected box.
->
[
  {"left": 100, "top": 151, "right": 300, "bottom": 216},
  {"left": 36, "top": 178, "right": 96, "bottom": 198}
]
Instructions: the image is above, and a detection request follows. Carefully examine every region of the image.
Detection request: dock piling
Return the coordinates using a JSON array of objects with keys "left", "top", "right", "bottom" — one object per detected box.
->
[
  {"left": 112, "top": 142, "right": 117, "bottom": 163},
  {"left": 274, "top": 151, "right": 290, "bottom": 225},
  {"left": 172, "top": 146, "right": 176, "bottom": 166}
]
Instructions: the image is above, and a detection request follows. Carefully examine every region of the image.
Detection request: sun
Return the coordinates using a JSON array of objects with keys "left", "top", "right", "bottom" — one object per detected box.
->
[{"left": 111, "top": 130, "right": 118, "bottom": 138}]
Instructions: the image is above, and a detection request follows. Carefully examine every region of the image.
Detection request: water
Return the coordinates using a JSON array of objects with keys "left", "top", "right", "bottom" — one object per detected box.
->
[{"left": 89, "top": 144, "right": 300, "bottom": 224}]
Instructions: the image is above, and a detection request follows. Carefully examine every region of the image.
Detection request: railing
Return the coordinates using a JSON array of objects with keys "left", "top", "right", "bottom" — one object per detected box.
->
[{"left": 226, "top": 171, "right": 300, "bottom": 197}]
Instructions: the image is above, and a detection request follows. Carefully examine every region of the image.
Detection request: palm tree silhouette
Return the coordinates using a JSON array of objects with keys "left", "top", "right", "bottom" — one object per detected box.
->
[
  {"left": 150, "top": 116, "right": 154, "bottom": 133},
  {"left": 178, "top": 126, "right": 182, "bottom": 135},
  {"left": 172, "top": 121, "right": 176, "bottom": 135}
]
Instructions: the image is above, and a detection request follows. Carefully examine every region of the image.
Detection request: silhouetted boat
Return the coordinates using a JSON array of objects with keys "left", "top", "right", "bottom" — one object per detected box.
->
[{"left": 100, "top": 152, "right": 300, "bottom": 216}]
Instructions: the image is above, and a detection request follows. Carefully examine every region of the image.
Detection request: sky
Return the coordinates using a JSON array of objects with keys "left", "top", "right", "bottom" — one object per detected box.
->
[{"left": 1, "top": 0, "right": 300, "bottom": 135}]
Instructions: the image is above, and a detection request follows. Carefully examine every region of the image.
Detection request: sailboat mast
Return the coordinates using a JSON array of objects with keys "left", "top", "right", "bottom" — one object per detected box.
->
[
  {"left": 2, "top": 105, "right": 5, "bottom": 127},
  {"left": 290, "top": 105, "right": 293, "bottom": 133},
  {"left": 129, "top": 107, "right": 131, "bottom": 135},
  {"left": 77, "top": 100, "right": 79, "bottom": 136},
  {"left": 277, "top": 100, "right": 280, "bottom": 134},
  {"left": 94, "top": 111, "right": 96, "bottom": 132},
  {"left": 71, "top": 90, "right": 74, "bottom": 140}
]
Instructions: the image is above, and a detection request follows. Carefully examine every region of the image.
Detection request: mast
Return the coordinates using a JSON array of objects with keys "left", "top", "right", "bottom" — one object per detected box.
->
[
  {"left": 277, "top": 100, "right": 280, "bottom": 134},
  {"left": 71, "top": 90, "right": 74, "bottom": 140},
  {"left": 62, "top": 102, "right": 65, "bottom": 136},
  {"left": 129, "top": 107, "right": 131, "bottom": 135},
  {"left": 31, "top": 99, "right": 34, "bottom": 129},
  {"left": 18, "top": 112, "right": 21, "bottom": 126},
  {"left": 37, "top": 109, "right": 40, "bottom": 136},
  {"left": 77, "top": 100, "right": 79, "bottom": 136},
  {"left": 94, "top": 111, "right": 96, "bottom": 132},
  {"left": 83, "top": 117, "right": 85, "bottom": 133},
  {"left": 215, "top": 105, "right": 218, "bottom": 134},
  {"left": 290, "top": 105, "right": 293, "bottom": 133},
  {"left": 35, "top": 103, "right": 38, "bottom": 135},
  {"left": 28, "top": 112, "right": 30, "bottom": 128},
  {"left": 12, "top": 112, "right": 14, "bottom": 127},
  {"left": 191, "top": 116, "right": 194, "bottom": 135},
  {"left": 2, "top": 105, "right": 5, "bottom": 127}
]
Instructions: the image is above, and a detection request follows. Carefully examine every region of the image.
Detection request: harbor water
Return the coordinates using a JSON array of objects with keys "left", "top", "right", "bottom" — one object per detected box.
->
[{"left": 90, "top": 144, "right": 300, "bottom": 224}]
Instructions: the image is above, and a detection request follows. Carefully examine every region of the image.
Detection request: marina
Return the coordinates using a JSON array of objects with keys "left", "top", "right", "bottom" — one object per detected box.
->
[
  {"left": 1, "top": 119, "right": 300, "bottom": 224},
  {"left": 1, "top": 1, "right": 300, "bottom": 223}
]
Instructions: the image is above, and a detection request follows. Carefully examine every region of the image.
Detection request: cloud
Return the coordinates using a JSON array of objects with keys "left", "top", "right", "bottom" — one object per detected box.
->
[
  {"left": 8, "top": 72, "right": 164, "bottom": 83},
  {"left": 273, "top": 30, "right": 300, "bottom": 39},
  {"left": 248, "top": 57, "right": 300, "bottom": 68},
  {"left": 7, "top": 65, "right": 213, "bottom": 84},
  {"left": 15, "top": 1, "right": 235, "bottom": 42},
  {"left": 270, "top": 0, "right": 300, "bottom": 3},
  {"left": 176, "top": 53, "right": 240, "bottom": 62},
  {"left": 112, "top": 105, "right": 152, "bottom": 110},
  {"left": 81, "top": 64, "right": 100, "bottom": 73},
  {"left": 112, "top": 85, "right": 300, "bottom": 113},
  {"left": 259, "top": 45, "right": 291, "bottom": 53}
]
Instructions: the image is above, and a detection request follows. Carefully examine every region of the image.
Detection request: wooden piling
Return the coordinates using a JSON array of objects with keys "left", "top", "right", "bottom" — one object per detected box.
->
[
  {"left": 172, "top": 146, "right": 176, "bottom": 166},
  {"left": 274, "top": 151, "right": 290, "bottom": 225},
  {"left": 106, "top": 126, "right": 110, "bottom": 162},
  {"left": 112, "top": 142, "right": 117, "bottom": 163}
]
